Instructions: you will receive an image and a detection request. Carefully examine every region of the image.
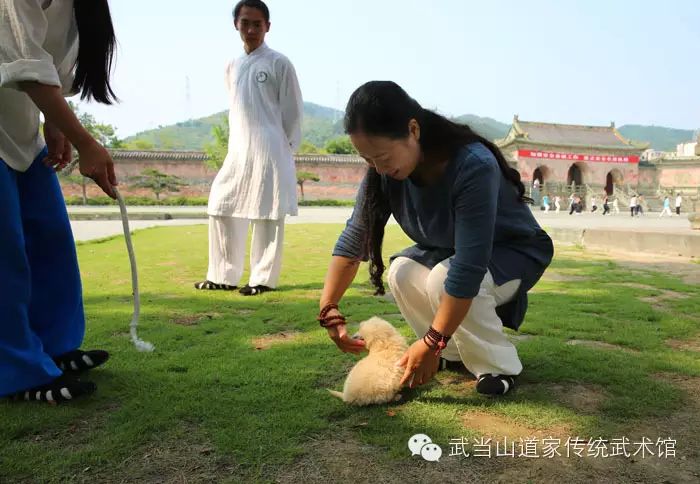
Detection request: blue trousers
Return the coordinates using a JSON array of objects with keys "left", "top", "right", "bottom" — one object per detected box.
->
[{"left": 0, "top": 149, "right": 85, "bottom": 396}]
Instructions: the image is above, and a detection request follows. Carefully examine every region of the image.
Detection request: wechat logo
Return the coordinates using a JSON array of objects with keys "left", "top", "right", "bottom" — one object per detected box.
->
[{"left": 408, "top": 433, "right": 442, "bottom": 462}]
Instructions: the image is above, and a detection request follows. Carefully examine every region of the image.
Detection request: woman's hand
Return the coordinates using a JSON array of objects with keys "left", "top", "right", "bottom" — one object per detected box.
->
[
  {"left": 77, "top": 141, "right": 118, "bottom": 199},
  {"left": 397, "top": 339, "right": 439, "bottom": 388},
  {"left": 43, "top": 121, "right": 72, "bottom": 171},
  {"left": 324, "top": 306, "right": 366, "bottom": 354},
  {"left": 327, "top": 323, "right": 366, "bottom": 354},
  {"left": 17, "top": 83, "right": 118, "bottom": 198}
]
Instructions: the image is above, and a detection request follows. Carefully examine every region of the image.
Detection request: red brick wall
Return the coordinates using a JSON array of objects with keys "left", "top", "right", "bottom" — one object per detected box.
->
[
  {"left": 115, "top": 160, "right": 216, "bottom": 181},
  {"left": 638, "top": 166, "right": 658, "bottom": 187},
  {"left": 62, "top": 150, "right": 696, "bottom": 203},
  {"left": 657, "top": 166, "right": 700, "bottom": 188},
  {"left": 61, "top": 157, "right": 367, "bottom": 201}
]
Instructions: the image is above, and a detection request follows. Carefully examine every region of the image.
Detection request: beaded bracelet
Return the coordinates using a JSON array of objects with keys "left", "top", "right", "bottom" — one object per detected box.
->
[
  {"left": 422, "top": 326, "right": 451, "bottom": 356},
  {"left": 318, "top": 303, "right": 346, "bottom": 328}
]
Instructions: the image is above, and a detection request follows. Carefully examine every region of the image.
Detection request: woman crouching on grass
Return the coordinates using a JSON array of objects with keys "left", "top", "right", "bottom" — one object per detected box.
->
[{"left": 317, "top": 81, "right": 553, "bottom": 396}]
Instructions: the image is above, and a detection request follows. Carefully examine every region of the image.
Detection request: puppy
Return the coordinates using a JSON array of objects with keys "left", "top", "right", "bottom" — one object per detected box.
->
[{"left": 328, "top": 317, "right": 408, "bottom": 405}]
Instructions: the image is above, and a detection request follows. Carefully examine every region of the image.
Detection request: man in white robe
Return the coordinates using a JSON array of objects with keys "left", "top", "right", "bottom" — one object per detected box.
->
[{"left": 195, "top": 0, "right": 303, "bottom": 296}]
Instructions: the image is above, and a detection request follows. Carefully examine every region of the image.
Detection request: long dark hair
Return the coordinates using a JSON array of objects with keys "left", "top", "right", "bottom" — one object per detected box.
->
[
  {"left": 72, "top": 0, "right": 118, "bottom": 104},
  {"left": 345, "top": 81, "right": 529, "bottom": 295}
]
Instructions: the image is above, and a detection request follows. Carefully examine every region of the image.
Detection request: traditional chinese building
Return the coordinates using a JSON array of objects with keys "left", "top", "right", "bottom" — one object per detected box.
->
[{"left": 497, "top": 116, "right": 649, "bottom": 195}]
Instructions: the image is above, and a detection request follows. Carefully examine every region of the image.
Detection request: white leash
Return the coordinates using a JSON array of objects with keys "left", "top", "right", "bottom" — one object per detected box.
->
[
  {"left": 61, "top": 160, "right": 153, "bottom": 352},
  {"left": 114, "top": 186, "right": 154, "bottom": 352}
]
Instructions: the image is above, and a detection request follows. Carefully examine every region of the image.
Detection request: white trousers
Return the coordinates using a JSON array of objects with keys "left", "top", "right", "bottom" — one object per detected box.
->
[
  {"left": 206, "top": 216, "right": 284, "bottom": 288},
  {"left": 387, "top": 257, "right": 523, "bottom": 377},
  {"left": 659, "top": 207, "right": 672, "bottom": 217}
]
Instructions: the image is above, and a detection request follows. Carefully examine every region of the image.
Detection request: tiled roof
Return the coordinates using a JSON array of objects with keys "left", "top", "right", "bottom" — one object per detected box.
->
[
  {"left": 109, "top": 150, "right": 365, "bottom": 164},
  {"left": 294, "top": 154, "right": 364, "bottom": 164},
  {"left": 110, "top": 150, "right": 208, "bottom": 161},
  {"left": 498, "top": 116, "right": 648, "bottom": 150},
  {"left": 517, "top": 120, "right": 629, "bottom": 147}
]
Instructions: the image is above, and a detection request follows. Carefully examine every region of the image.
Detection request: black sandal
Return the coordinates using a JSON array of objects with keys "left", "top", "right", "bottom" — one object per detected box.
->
[
  {"left": 239, "top": 284, "right": 274, "bottom": 296},
  {"left": 476, "top": 374, "right": 516, "bottom": 395},
  {"left": 53, "top": 349, "right": 110, "bottom": 373},
  {"left": 194, "top": 280, "right": 237, "bottom": 290},
  {"left": 8, "top": 374, "right": 96, "bottom": 404}
]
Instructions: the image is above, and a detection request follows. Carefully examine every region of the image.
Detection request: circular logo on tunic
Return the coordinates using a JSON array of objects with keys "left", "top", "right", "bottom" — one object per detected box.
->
[{"left": 256, "top": 71, "right": 269, "bottom": 83}]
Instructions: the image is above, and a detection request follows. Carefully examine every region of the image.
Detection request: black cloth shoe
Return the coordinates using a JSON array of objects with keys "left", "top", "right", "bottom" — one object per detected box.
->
[
  {"left": 53, "top": 349, "right": 110, "bottom": 373},
  {"left": 476, "top": 374, "right": 516, "bottom": 395},
  {"left": 239, "top": 284, "right": 274, "bottom": 296},
  {"left": 7, "top": 374, "right": 96, "bottom": 404},
  {"left": 194, "top": 280, "right": 236, "bottom": 290}
]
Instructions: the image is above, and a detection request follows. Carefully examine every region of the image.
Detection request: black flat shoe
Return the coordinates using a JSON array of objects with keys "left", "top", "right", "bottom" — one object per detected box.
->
[
  {"left": 240, "top": 284, "right": 274, "bottom": 296},
  {"left": 476, "top": 374, "right": 516, "bottom": 395},
  {"left": 53, "top": 349, "right": 110, "bottom": 373},
  {"left": 194, "top": 280, "right": 237, "bottom": 290},
  {"left": 8, "top": 374, "right": 96, "bottom": 404}
]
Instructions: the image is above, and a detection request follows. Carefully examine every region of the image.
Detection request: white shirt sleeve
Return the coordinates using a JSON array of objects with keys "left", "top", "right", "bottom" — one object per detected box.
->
[
  {"left": 0, "top": 0, "right": 62, "bottom": 90},
  {"left": 276, "top": 56, "right": 303, "bottom": 151}
]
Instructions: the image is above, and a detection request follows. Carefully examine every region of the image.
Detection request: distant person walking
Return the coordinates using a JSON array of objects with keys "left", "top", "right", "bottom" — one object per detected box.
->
[
  {"left": 554, "top": 195, "right": 561, "bottom": 214},
  {"left": 636, "top": 195, "right": 645, "bottom": 216},
  {"left": 675, "top": 193, "right": 683, "bottom": 216},
  {"left": 612, "top": 197, "right": 620, "bottom": 215},
  {"left": 629, "top": 195, "right": 637, "bottom": 217},
  {"left": 602, "top": 195, "right": 610, "bottom": 215},
  {"left": 542, "top": 194, "right": 550, "bottom": 213},
  {"left": 659, "top": 196, "right": 672, "bottom": 217},
  {"left": 569, "top": 195, "right": 582, "bottom": 215}
]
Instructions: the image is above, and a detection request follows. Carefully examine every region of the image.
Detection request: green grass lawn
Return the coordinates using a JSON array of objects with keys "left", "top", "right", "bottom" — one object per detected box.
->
[{"left": 1, "top": 225, "right": 699, "bottom": 483}]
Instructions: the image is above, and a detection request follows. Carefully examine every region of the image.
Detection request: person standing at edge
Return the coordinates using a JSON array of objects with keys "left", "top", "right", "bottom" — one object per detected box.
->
[
  {"left": 196, "top": 0, "right": 303, "bottom": 296},
  {"left": 0, "top": 0, "right": 118, "bottom": 403}
]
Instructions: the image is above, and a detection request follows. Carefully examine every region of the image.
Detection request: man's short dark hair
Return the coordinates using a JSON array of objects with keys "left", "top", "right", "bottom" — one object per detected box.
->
[{"left": 233, "top": 0, "right": 270, "bottom": 23}]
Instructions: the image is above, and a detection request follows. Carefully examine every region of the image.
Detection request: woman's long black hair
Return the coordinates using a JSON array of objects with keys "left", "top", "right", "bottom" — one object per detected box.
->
[
  {"left": 72, "top": 0, "right": 118, "bottom": 104},
  {"left": 344, "top": 81, "right": 529, "bottom": 295}
]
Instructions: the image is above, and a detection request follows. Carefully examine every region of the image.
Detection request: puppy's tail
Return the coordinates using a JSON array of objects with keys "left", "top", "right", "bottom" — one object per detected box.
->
[{"left": 327, "top": 389, "right": 345, "bottom": 401}]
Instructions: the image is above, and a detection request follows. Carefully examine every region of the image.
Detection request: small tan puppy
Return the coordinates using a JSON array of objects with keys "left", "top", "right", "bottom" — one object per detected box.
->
[{"left": 328, "top": 317, "right": 408, "bottom": 405}]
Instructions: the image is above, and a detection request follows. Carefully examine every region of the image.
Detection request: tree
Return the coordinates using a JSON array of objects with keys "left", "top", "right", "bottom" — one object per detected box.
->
[
  {"left": 130, "top": 169, "right": 187, "bottom": 201},
  {"left": 296, "top": 171, "right": 319, "bottom": 200},
  {"left": 57, "top": 103, "right": 123, "bottom": 204},
  {"left": 297, "top": 140, "right": 324, "bottom": 154},
  {"left": 68, "top": 101, "right": 122, "bottom": 148},
  {"left": 203, "top": 117, "right": 229, "bottom": 170},
  {"left": 324, "top": 136, "right": 356, "bottom": 154},
  {"left": 59, "top": 173, "right": 89, "bottom": 205},
  {"left": 124, "top": 138, "right": 155, "bottom": 150}
]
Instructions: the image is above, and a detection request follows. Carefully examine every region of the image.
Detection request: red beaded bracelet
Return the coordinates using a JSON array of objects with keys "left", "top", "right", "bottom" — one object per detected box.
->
[
  {"left": 423, "top": 326, "right": 451, "bottom": 356},
  {"left": 318, "top": 303, "right": 346, "bottom": 328}
]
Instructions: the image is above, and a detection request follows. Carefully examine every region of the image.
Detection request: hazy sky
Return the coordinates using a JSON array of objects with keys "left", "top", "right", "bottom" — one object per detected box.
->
[{"left": 79, "top": 0, "right": 700, "bottom": 137}]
